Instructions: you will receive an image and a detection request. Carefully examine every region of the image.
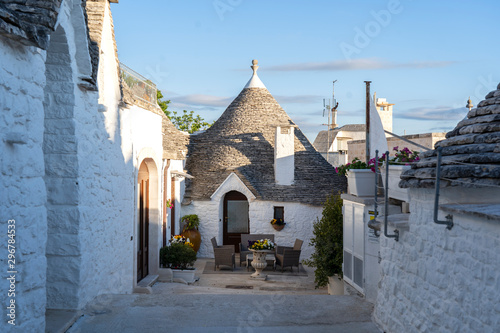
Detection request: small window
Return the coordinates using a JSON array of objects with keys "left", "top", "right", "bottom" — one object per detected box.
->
[{"left": 274, "top": 206, "right": 284, "bottom": 220}]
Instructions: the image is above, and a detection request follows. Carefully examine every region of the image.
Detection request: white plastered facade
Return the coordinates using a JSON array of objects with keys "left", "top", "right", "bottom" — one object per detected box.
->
[{"left": 181, "top": 173, "right": 322, "bottom": 259}]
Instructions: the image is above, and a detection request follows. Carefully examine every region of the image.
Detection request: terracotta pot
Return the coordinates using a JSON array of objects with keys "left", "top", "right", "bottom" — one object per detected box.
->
[
  {"left": 182, "top": 229, "right": 201, "bottom": 253},
  {"left": 272, "top": 224, "right": 285, "bottom": 231}
]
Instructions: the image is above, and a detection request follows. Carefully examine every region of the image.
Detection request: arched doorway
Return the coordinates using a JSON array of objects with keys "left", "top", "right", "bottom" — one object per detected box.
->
[
  {"left": 137, "top": 161, "right": 150, "bottom": 282},
  {"left": 223, "top": 191, "right": 249, "bottom": 252}
]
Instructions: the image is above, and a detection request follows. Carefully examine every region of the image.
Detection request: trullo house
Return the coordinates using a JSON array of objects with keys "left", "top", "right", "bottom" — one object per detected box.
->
[{"left": 181, "top": 60, "right": 346, "bottom": 258}]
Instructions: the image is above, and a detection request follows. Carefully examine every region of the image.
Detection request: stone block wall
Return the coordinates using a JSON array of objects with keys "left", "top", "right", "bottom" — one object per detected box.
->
[
  {"left": 374, "top": 188, "right": 500, "bottom": 332},
  {"left": 0, "top": 35, "right": 48, "bottom": 331},
  {"left": 182, "top": 199, "right": 321, "bottom": 260}
]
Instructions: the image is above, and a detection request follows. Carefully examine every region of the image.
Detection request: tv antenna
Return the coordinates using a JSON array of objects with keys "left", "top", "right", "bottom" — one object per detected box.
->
[{"left": 322, "top": 80, "right": 339, "bottom": 162}]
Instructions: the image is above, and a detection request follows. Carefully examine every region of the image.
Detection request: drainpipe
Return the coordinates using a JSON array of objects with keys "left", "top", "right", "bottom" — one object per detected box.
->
[
  {"left": 382, "top": 151, "right": 399, "bottom": 242},
  {"left": 433, "top": 147, "right": 454, "bottom": 230},
  {"left": 163, "top": 159, "right": 171, "bottom": 247}
]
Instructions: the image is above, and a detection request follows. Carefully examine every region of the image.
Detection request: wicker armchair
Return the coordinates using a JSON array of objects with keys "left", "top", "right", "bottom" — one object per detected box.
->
[
  {"left": 275, "top": 239, "right": 303, "bottom": 272},
  {"left": 211, "top": 237, "right": 235, "bottom": 271},
  {"left": 239, "top": 234, "right": 275, "bottom": 267}
]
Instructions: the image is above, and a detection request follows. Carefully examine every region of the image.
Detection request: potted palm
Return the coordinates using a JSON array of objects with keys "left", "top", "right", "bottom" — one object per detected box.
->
[
  {"left": 159, "top": 235, "right": 197, "bottom": 283},
  {"left": 180, "top": 214, "right": 201, "bottom": 253}
]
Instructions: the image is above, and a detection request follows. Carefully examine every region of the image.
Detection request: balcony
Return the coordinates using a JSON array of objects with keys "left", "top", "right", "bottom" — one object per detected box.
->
[{"left": 119, "top": 63, "right": 157, "bottom": 107}]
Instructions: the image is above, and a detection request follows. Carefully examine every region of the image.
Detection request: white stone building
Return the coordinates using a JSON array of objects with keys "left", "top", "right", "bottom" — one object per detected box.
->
[
  {"left": 0, "top": 1, "right": 187, "bottom": 331},
  {"left": 373, "top": 82, "right": 500, "bottom": 332},
  {"left": 313, "top": 96, "right": 393, "bottom": 166},
  {"left": 181, "top": 61, "right": 346, "bottom": 259}
]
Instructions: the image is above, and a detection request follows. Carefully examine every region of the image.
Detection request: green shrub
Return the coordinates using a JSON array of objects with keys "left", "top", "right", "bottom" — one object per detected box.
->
[
  {"left": 160, "top": 243, "right": 197, "bottom": 269},
  {"left": 303, "top": 193, "right": 343, "bottom": 288}
]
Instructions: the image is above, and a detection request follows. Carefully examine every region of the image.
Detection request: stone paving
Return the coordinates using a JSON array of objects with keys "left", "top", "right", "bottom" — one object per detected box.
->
[{"left": 65, "top": 259, "right": 381, "bottom": 332}]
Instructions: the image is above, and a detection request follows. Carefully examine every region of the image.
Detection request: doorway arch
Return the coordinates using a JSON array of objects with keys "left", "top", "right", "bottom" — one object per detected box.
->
[
  {"left": 136, "top": 156, "right": 159, "bottom": 282},
  {"left": 223, "top": 191, "right": 249, "bottom": 252}
]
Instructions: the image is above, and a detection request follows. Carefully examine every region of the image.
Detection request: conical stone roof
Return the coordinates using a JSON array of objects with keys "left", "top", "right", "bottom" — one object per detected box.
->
[
  {"left": 184, "top": 61, "right": 346, "bottom": 205},
  {"left": 401, "top": 82, "right": 500, "bottom": 188}
]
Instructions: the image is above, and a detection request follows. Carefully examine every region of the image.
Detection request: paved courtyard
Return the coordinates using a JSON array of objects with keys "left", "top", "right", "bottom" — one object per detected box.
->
[{"left": 64, "top": 259, "right": 381, "bottom": 332}]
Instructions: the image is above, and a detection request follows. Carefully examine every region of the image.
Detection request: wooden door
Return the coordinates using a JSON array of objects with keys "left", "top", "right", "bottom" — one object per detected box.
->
[
  {"left": 223, "top": 191, "right": 249, "bottom": 253},
  {"left": 170, "top": 177, "right": 176, "bottom": 237},
  {"left": 137, "top": 164, "right": 150, "bottom": 282}
]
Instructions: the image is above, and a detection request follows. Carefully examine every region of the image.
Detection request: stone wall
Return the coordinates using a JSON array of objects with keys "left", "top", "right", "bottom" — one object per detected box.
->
[
  {"left": 374, "top": 187, "right": 500, "bottom": 332},
  {"left": 182, "top": 198, "right": 322, "bottom": 260},
  {"left": 0, "top": 34, "right": 48, "bottom": 332},
  {"left": 77, "top": 0, "right": 136, "bottom": 307}
]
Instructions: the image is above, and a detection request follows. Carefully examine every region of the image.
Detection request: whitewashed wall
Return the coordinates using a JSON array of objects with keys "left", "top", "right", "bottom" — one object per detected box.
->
[
  {"left": 0, "top": 35, "right": 48, "bottom": 332},
  {"left": 374, "top": 188, "right": 500, "bottom": 333},
  {"left": 182, "top": 173, "right": 322, "bottom": 260},
  {"left": 129, "top": 105, "right": 164, "bottom": 279},
  {"left": 165, "top": 159, "right": 186, "bottom": 237},
  {"left": 76, "top": 0, "right": 135, "bottom": 308}
]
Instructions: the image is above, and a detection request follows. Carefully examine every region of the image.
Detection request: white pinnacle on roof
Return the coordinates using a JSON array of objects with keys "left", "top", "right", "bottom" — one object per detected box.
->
[{"left": 244, "top": 59, "right": 267, "bottom": 89}]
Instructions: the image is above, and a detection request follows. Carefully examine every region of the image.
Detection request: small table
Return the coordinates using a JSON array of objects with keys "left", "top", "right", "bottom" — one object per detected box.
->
[{"left": 246, "top": 253, "right": 276, "bottom": 271}]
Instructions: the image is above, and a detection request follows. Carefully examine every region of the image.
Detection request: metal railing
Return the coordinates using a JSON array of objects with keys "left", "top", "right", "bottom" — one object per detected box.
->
[{"left": 119, "top": 63, "right": 157, "bottom": 106}]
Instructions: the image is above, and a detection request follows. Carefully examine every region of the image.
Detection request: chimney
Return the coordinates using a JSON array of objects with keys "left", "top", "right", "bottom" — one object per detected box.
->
[{"left": 274, "top": 125, "right": 295, "bottom": 185}]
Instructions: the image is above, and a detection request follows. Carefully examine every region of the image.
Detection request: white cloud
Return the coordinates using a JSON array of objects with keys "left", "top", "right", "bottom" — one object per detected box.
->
[
  {"left": 266, "top": 58, "right": 455, "bottom": 72},
  {"left": 395, "top": 106, "right": 468, "bottom": 121},
  {"left": 274, "top": 94, "right": 322, "bottom": 104},
  {"left": 171, "top": 94, "right": 234, "bottom": 107}
]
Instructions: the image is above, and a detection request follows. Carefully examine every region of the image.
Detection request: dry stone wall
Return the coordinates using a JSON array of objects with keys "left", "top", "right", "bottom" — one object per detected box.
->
[
  {"left": 0, "top": 34, "right": 48, "bottom": 332},
  {"left": 374, "top": 188, "right": 500, "bottom": 333}
]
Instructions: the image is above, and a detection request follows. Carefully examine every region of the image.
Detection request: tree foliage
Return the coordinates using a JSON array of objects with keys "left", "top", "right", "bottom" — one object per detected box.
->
[
  {"left": 157, "top": 90, "right": 213, "bottom": 134},
  {"left": 303, "top": 193, "right": 343, "bottom": 288},
  {"left": 157, "top": 90, "right": 171, "bottom": 117}
]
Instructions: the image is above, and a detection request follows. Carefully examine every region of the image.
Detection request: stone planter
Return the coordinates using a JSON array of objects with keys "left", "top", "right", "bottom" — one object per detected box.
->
[
  {"left": 328, "top": 275, "right": 344, "bottom": 295},
  {"left": 158, "top": 267, "right": 172, "bottom": 282},
  {"left": 172, "top": 268, "right": 197, "bottom": 284},
  {"left": 347, "top": 169, "right": 376, "bottom": 197},
  {"left": 249, "top": 249, "right": 273, "bottom": 280},
  {"left": 380, "top": 164, "right": 411, "bottom": 202},
  {"left": 158, "top": 267, "right": 197, "bottom": 284}
]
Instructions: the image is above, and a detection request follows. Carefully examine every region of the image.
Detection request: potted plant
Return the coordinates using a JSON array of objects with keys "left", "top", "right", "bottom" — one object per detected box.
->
[
  {"left": 159, "top": 235, "right": 197, "bottom": 283},
  {"left": 336, "top": 156, "right": 384, "bottom": 197},
  {"left": 303, "top": 193, "right": 344, "bottom": 294},
  {"left": 248, "top": 239, "right": 276, "bottom": 279},
  {"left": 380, "top": 147, "right": 420, "bottom": 202},
  {"left": 270, "top": 218, "right": 286, "bottom": 231},
  {"left": 180, "top": 214, "right": 201, "bottom": 253}
]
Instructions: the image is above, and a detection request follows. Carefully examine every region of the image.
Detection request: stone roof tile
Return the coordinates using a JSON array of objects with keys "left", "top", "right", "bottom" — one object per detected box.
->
[
  {"left": 401, "top": 82, "right": 500, "bottom": 188},
  {"left": 184, "top": 65, "right": 346, "bottom": 205}
]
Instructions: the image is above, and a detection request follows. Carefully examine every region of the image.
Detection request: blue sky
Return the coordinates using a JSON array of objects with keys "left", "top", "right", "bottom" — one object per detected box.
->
[{"left": 112, "top": 0, "right": 500, "bottom": 142}]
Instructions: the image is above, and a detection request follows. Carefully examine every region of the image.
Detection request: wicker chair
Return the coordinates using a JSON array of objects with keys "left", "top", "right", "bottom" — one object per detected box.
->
[
  {"left": 275, "top": 239, "right": 303, "bottom": 272},
  {"left": 239, "top": 234, "right": 275, "bottom": 267},
  {"left": 211, "top": 237, "right": 235, "bottom": 271}
]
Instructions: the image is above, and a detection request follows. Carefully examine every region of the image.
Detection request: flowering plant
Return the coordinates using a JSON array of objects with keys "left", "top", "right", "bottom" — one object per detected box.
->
[
  {"left": 389, "top": 146, "right": 420, "bottom": 165},
  {"left": 166, "top": 199, "right": 173, "bottom": 210},
  {"left": 160, "top": 235, "right": 197, "bottom": 269},
  {"left": 171, "top": 235, "right": 194, "bottom": 248},
  {"left": 336, "top": 155, "right": 386, "bottom": 176},
  {"left": 248, "top": 238, "right": 275, "bottom": 251},
  {"left": 270, "top": 218, "right": 285, "bottom": 226}
]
